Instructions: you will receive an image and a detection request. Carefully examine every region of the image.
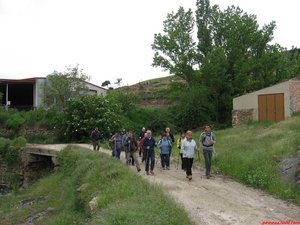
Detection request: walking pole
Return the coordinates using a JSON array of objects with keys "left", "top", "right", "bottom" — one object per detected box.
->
[
  {"left": 127, "top": 141, "right": 131, "bottom": 166},
  {"left": 197, "top": 150, "right": 202, "bottom": 179},
  {"left": 176, "top": 151, "right": 180, "bottom": 170}
]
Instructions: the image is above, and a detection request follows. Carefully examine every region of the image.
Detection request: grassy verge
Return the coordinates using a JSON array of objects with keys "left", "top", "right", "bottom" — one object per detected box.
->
[
  {"left": 0, "top": 146, "right": 193, "bottom": 225},
  {"left": 213, "top": 117, "right": 300, "bottom": 203}
]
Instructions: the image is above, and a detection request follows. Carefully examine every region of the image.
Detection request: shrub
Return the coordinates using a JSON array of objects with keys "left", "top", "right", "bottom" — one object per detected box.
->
[
  {"left": 11, "top": 136, "right": 27, "bottom": 148},
  {"left": 5, "top": 113, "right": 25, "bottom": 132},
  {"left": 62, "top": 95, "right": 126, "bottom": 141},
  {"left": 0, "top": 137, "right": 26, "bottom": 164},
  {"left": 0, "top": 110, "right": 10, "bottom": 126}
]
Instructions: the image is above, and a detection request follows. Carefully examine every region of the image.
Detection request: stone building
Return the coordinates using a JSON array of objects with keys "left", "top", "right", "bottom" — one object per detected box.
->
[{"left": 232, "top": 77, "right": 300, "bottom": 127}]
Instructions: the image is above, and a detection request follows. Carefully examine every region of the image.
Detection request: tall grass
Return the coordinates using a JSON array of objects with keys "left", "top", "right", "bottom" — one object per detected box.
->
[
  {"left": 0, "top": 146, "right": 193, "bottom": 225},
  {"left": 210, "top": 117, "right": 300, "bottom": 203}
]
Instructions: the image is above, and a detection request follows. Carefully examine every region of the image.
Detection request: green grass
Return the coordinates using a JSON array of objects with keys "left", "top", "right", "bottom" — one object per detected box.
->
[{"left": 0, "top": 146, "right": 193, "bottom": 225}]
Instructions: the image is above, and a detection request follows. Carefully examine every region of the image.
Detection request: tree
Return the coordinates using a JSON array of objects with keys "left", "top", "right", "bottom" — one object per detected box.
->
[
  {"left": 152, "top": 7, "right": 198, "bottom": 85},
  {"left": 196, "top": 0, "right": 212, "bottom": 62},
  {"left": 43, "top": 64, "right": 90, "bottom": 111},
  {"left": 101, "top": 80, "right": 111, "bottom": 88},
  {"left": 195, "top": 1, "right": 292, "bottom": 123}
]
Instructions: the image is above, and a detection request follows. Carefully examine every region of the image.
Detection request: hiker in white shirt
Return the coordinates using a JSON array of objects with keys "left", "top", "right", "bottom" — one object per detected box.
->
[{"left": 181, "top": 130, "right": 197, "bottom": 181}]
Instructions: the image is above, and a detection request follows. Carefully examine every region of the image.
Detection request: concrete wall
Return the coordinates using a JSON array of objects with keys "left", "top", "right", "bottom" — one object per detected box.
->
[
  {"left": 34, "top": 78, "right": 107, "bottom": 108},
  {"left": 233, "top": 80, "right": 291, "bottom": 122},
  {"left": 85, "top": 82, "right": 107, "bottom": 96},
  {"left": 34, "top": 78, "right": 47, "bottom": 108}
]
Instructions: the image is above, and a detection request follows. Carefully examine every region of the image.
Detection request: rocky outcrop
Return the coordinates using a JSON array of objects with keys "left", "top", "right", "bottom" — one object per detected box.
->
[{"left": 280, "top": 148, "right": 300, "bottom": 188}]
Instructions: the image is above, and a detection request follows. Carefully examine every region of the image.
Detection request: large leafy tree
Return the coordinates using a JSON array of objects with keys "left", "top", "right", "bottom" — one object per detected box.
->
[
  {"left": 152, "top": 7, "right": 198, "bottom": 85},
  {"left": 195, "top": 2, "right": 294, "bottom": 123},
  {"left": 43, "top": 65, "right": 90, "bottom": 111},
  {"left": 152, "top": 6, "right": 213, "bottom": 128}
]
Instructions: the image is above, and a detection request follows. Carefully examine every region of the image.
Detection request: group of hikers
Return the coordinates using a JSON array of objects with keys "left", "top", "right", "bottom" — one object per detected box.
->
[{"left": 90, "top": 125, "right": 216, "bottom": 180}]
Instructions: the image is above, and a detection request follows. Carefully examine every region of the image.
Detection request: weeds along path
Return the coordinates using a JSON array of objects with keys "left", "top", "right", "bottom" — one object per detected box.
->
[{"left": 74, "top": 145, "right": 300, "bottom": 224}]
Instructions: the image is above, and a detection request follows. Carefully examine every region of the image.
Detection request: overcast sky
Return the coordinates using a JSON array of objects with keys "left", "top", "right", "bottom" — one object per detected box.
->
[{"left": 0, "top": 0, "right": 299, "bottom": 87}]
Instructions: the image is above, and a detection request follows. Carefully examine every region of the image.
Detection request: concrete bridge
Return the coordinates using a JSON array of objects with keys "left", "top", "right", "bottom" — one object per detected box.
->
[
  {"left": 0, "top": 144, "right": 94, "bottom": 193},
  {"left": 20, "top": 144, "right": 92, "bottom": 186},
  {"left": 22, "top": 144, "right": 70, "bottom": 167}
]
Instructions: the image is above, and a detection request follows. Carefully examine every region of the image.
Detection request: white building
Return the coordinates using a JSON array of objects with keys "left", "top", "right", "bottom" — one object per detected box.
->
[
  {"left": 232, "top": 77, "right": 300, "bottom": 127},
  {"left": 0, "top": 77, "right": 107, "bottom": 110}
]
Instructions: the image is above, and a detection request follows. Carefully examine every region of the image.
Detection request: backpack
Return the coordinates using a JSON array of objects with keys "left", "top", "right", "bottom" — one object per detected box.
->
[{"left": 201, "top": 132, "right": 215, "bottom": 147}]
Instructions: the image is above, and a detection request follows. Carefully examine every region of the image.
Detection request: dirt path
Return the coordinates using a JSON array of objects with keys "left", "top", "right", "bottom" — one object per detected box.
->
[{"left": 42, "top": 144, "right": 300, "bottom": 224}]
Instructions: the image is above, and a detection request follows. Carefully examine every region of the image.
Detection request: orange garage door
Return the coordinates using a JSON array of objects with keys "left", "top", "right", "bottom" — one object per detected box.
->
[{"left": 258, "top": 93, "right": 284, "bottom": 122}]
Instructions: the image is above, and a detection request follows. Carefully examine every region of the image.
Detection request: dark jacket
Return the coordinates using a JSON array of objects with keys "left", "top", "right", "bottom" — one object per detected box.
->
[
  {"left": 125, "top": 136, "right": 137, "bottom": 152},
  {"left": 90, "top": 130, "right": 102, "bottom": 142},
  {"left": 142, "top": 137, "right": 156, "bottom": 151},
  {"left": 169, "top": 132, "right": 175, "bottom": 143},
  {"left": 139, "top": 131, "right": 145, "bottom": 140}
]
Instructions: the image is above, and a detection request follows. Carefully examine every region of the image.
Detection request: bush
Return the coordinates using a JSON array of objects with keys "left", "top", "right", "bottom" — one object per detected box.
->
[
  {"left": 0, "top": 110, "right": 10, "bottom": 126},
  {"left": 62, "top": 95, "right": 126, "bottom": 141},
  {"left": 11, "top": 136, "right": 27, "bottom": 148},
  {"left": 0, "top": 137, "right": 26, "bottom": 164},
  {"left": 5, "top": 113, "right": 25, "bottom": 132}
]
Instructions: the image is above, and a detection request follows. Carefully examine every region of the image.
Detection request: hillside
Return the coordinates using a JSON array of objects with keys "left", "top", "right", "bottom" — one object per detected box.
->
[{"left": 119, "top": 76, "right": 183, "bottom": 107}]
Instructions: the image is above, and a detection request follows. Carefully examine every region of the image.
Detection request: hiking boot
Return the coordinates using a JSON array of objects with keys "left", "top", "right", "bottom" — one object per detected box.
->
[
  {"left": 146, "top": 171, "right": 150, "bottom": 175},
  {"left": 206, "top": 175, "right": 211, "bottom": 179},
  {"left": 162, "top": 167, "right": 166, "bottom": 170},
  {"left": 188, "top": 175, "right": 192, "bottom": 181},
  {"left": 166, "top": 167, "right": 170, "bottom": 170},
  {"left": 150, "top": 170, "right": 154, "bottom": 175}
]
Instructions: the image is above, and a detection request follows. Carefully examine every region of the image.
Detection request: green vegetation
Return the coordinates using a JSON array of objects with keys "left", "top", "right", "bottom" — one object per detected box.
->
[
  {"left": 0, "top": 136, "right": 26, "bottom": 165},
  {"left": 43, "top": 64, "right": 90, "bottom": 111},
  {"left": 0, "top": 146, "right": 193, "bottom": 225}
]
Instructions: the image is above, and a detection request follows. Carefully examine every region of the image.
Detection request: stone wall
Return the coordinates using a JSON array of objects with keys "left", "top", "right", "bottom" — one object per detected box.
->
[
  {"left": 290, "top": 78, "right": 300, "bottom": 114},
  {"left": 232, "top": 109, "right": 254, "bottom": 127},
  {"left": 0, "top": 156, "right": 22, "bottom": 193},
  {"left": 0, "top": 127, "right": 55, "bottom": 138},
  {"left": 0, "top": 152, "right": 55, "bottom": 193}
]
